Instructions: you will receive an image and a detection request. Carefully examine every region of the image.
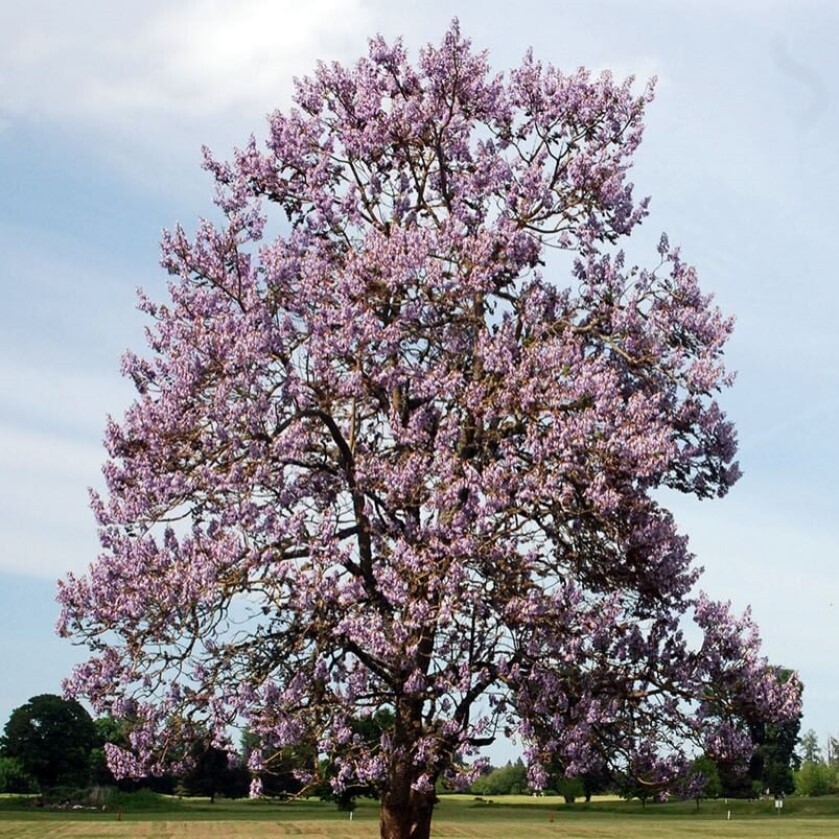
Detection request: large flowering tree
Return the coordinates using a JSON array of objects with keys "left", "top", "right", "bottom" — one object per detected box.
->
[{"left": 58, "top": 23, "right": 799, "bottom": 839}]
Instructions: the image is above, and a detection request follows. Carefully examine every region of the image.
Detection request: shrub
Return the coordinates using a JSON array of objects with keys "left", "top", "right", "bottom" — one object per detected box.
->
[
  {"left": 794, "top": 761, "right": 837, "bottom": 797},
  {"left": 0, "top": 757, "right": 36, "bottom": 794}
]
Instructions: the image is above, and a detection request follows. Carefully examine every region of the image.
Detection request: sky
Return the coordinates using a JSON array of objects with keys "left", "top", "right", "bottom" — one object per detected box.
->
[{"left": 1, "top": 0, "right": 837, "bottom": 765}]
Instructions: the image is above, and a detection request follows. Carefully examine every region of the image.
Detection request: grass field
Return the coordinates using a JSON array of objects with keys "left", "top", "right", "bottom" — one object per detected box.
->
[{"left": 2, "top": 793, "right": 839, "bottom": 838}]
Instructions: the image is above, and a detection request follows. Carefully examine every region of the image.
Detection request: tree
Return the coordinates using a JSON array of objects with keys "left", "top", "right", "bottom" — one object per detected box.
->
[
  {"left": 749, "top": 670, "right": 801, "bottom": 795},
  {"left": 0, "top": 757, "right": 36, "bottom": 794},
  {"left": 317, "top": 709, "right": 396, "bottom": 809},
  {"left": 0, "top": 695, "right": 95, "bottom": 791},
  {"left": 240, "top": 729, "right": 313, "bottom": 798},
  {"left": 713, "top": 667, "right": 801, "bottom": 797},
  {"left": 57, "top": 22, "right": 800, "bottom": 839},
  {"left": 556, "top": 774, "right": 585, "bottom": 803},
  {"left": 583, "top": 765, "right": 614, "bottom": 802},
  {"left": 470, "top": 760, "right": 528, "bottom": 796},
  {"left": 546, "top": 751, "right": 611, "bottom": 801},
  {"left": 800, "top": 729, "right": 822, "bottom": 764},
  {"left": 180, "top": 742, "right": 250, "bottom": 801},
  {"left": 88, "top": 715, "right": 178, "bottom": 793},
  {"left": 89, "top": 716, "right": 123, "bottom": 787},
  {"left": 687, "top": 756, "right": 722, "bottom": 809},
  {"left": 826, "top": 735, "right": 839, "bottom": 768}
]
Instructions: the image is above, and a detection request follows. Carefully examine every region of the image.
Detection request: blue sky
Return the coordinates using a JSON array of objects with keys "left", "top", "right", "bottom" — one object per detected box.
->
[{"left": 2, "top": 1, "right": 837, "bottom": 763}]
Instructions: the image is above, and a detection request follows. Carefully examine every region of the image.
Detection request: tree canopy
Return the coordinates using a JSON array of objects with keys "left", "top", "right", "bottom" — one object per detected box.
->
[
  {"left": 0, "top": 694, "right": 95, "bottom": 791},
  {"left": 57, "top": 21, "right": 800, "bottom": 839}
]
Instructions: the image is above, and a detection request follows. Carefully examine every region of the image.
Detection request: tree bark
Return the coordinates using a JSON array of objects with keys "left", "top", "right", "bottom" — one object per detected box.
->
[{"left": 379, "top": 785, "right": 436, "bottom": 839}]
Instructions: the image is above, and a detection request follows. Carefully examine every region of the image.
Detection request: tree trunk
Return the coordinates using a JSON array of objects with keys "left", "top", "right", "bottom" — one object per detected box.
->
[{"left": 379, "top": 785, "right": 436, "bottom": 839}]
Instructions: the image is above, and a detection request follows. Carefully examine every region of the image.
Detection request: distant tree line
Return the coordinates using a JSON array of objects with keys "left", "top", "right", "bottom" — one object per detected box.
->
[
  {"left": 0, "top": 695, "right": 249, "bottom": 801},
  {"left": 0, "top": 694, "right": 393, "bottom": 805},
  {"left": 0, "top": 689, "right": 819, "bottom": 804}
]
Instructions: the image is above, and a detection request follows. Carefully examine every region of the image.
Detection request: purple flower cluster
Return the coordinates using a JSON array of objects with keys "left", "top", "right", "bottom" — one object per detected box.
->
[{"left": 57, "top": 20, "right": 799, "bottom": 830}]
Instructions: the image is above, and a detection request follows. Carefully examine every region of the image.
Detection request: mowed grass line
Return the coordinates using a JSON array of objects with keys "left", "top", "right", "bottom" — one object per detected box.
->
[
  {"left": 0, "top": 823, "right": 371, "bottom": 838},
  {"left": 3, "top": 796, "right": 839, "bottom": 838},
  {"left": 0, "top": 818, "right": 837, "bottom": 839}
]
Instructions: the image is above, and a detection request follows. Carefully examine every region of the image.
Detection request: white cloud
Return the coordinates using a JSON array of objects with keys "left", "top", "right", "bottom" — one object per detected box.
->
[
  {"left": 142, "top": 0, "right": 374, "bottom": 115},
  {"left": 1, "top": 1, "right": 379, "bottom": 196},
  {"left": 2, "top": 1, "right": 374, "bottom": 125}
]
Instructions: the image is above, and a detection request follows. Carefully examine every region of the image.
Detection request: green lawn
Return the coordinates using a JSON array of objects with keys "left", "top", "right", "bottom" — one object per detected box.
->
[{"left": 2, "top": 793, "right": 838, "bottom": 837}]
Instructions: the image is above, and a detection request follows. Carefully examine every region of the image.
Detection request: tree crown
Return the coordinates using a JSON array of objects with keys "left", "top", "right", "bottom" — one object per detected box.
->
[{"left": 58, "top": 21, "right": 799, "bottom": 821}]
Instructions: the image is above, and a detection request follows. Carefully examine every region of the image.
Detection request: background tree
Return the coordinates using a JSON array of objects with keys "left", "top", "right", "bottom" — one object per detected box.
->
[
  {"left": 581, "top": 765, "right": 613, "bottom": 802},
  {"left": 749, "top": 701, "right": 801, "bottom": 794},
  {"left": 0, "top": 757, "right": 36, "bottom": 794},
  {"left": 469, "top": 760, "right": 528, "bottom": 796},
  {"left": 794, "top": 760, "right": 837, "bottom": 797},
  {"left": 316, "top": 709, "right": 396, "bottom": 809},
  {"left": 180, "top": 742, "right": 250, "bottom": 801},
  {"left": 88, "top": 714, "right": 178, "bottom": 794},
  {"left": 687, "top": 755, "right": 722, "bottom": 808},
  {"left": 89, "top": 716, "right": 123, "bottom": 787},
  {"left": 0, "top": 694, "right": 95, "bottom": 791},
  {"left": 713, "top": 667, "right": 801, "bottom": 797},
  {"left": 546, "top": 753, "right": 611, "bottom": 802},
  {"left": 57, "top": 21, "right": 800, "bottom": 839},
  {"left": 825, "top": 735, "right": 839, "bottom": 768},
  {"left": 555, "top": 774, "right": 585, "bottom": 803},
  {"left": 241, "top": 729, "right": 314, "bottom": 798},
  {"left": 570, "top": 764, "right": 612, "bottom": 803},
  {"left": 799, "top": 729, "right": 822, "bottom": 765}
]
